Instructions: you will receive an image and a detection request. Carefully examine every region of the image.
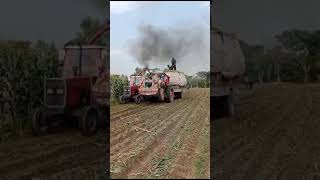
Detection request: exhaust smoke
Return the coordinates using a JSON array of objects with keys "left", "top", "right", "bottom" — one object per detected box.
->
[{"left": 127, "top": 23, "right": 209, "bottom": 69}]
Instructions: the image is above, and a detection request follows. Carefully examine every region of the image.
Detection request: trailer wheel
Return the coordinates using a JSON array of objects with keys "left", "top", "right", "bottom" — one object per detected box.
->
[
  {"left": 80, "top": 105, "right": 98, "bottom": 136},
  {"left": 158, "top": 88, "right": 165, "bottom": 102},
  {"left": 228, "top": 93, "right": 235, "bottom": 116},
  {"left": 135, "top": 95, "right": 141, "bottom": 104},
  {"left": 176, "top": 90, "right": 183, "bottom": 99},
  {"left": 119, "top": 95, "right": 126, "bottom": 104},
  {"left": 166, "top": 87, "right": 174, "bottom": 103},
  {"left": 32, "top": 107, "right": 49, "bottom": 136}
]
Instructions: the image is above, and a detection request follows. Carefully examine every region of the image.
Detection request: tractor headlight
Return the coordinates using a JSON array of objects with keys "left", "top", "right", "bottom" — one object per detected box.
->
[
  {"left": 47, "top": 88, "right": 54, "bottom": 94},
  {"left": 56, "top": 89, "right": 64, "bottom": 94}
]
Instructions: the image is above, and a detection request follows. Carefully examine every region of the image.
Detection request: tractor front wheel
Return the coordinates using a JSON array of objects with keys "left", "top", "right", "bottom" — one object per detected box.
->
[
  {"left": 80, "top": 105, "right": 99, "bottom": 136},
  {"left": 134, "top": 95, "right": 141, "bottom": 104},
  {"left": 32, "top": 107, "right": 49, "bottom": 136}
]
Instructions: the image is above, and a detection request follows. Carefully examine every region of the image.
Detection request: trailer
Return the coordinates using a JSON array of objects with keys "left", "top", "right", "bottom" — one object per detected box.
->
[
  {"left": 138, "top": 68, "right": 187, "bottom": 103},
  {"left": 211, "top": 27, "right": 246, "bottom": 118}
]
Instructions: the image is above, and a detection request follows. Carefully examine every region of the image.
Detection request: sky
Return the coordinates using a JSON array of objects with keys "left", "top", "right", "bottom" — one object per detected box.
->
[
  {"left": 0, "top": 0, "right": 106, "bottom": 47},
  {"left": 212, "top": 0, "right": 320, "bottom": 48},
  {"left": 110, "top": 1, "right": 210, "bottom": 76}
]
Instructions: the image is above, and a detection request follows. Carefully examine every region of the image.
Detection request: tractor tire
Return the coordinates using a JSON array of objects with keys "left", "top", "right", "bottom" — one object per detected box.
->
[
  {"left": 119, "top": 95, "right": 126, "bottom": 104},
  {"left": 98, "top": 105, "right": 109, "bottom": 130},
  {"left": 157, "top": 88, "right": 165, "bottom": 102},
  {"left": 80, "top": 105, "right": 99, "bottom": 136},
  {"left": 32, "top": 107, "right": 49, "bottom": 136},
  {"left": 166, "top": 87, "right": 174, "bottom": 103},
  {"left": 176, "top": 90, "right": 183, "bottom": 99},
  {"left": 134, "top": 95, "right": 141, "bottom": 104}
]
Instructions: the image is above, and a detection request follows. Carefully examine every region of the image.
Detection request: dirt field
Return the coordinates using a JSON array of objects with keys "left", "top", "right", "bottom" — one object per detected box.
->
[
  {"left": 214, "top": 83, "right": 320, "bottom": 180},
  {"left": 0, "top": 130, "right": 107, "bottom": 180},
  {"left": 110, "top": 88, "right": 210, "bottom": 179}
]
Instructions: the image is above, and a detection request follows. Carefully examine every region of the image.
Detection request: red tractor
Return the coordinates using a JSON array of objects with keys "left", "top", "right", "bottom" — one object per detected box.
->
[
  {"left": 32, "top": 20, "right": 110, "bottom": 136},
  {"left": 119, "top": 75, "right": 143, "bottom": 104}
]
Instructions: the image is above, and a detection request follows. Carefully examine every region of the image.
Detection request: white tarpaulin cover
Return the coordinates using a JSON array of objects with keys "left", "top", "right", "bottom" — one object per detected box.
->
[{"left": 164, "top": 70, "right": 187, "bottom": 87}]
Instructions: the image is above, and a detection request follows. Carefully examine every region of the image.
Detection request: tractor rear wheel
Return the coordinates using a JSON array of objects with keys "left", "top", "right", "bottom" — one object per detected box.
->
[
  {"left": 32, "top": 107, "right": 49, "bottom": 136},
  {"left": 98, "top": 105, "right": 109, "bottom": 130},
  {"left": 134, "top": 95, "right": 141, "bottom": 104},
  {"left": 80, "top": 105, "right": 99, "bottom": 136},
  {"left": 166, "top": 87, "right": 174, "bottom": 103},
  {"left": 157, "top": 88, "right": 165, "bottom": 102}
]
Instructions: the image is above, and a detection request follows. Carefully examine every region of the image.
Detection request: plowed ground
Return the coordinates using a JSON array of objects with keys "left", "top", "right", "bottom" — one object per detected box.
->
[
  {"left": 214, "top": 83, "right": 320, "bottom": 180},
  {"left": 0, "top": 130, "right": 107, "bottom": 180},
  {"left": 110, "top": 88, "right": 210, "bottom": 179}
]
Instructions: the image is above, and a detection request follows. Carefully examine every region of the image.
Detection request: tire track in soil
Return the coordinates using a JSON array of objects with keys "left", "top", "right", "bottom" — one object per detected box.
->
[
  {"left": 0, "top": 132, "right": 107, "bottom": 180},
  {"left": 275, "top": 87, "right": 320, "bottom": 180},
  {"left": 110, "top": 90, "right": 201, "bottom": 137},
  {"left": 128, "top": 89, "right": 209, "bottom": 178},
  {"left": 214, "top": 85, "right": 298, "bottom": 179},
  {"left": 110, "top": 103, "right": 159, "bottom": 122},
  {"left": 110, "top": 100, "right": 193, "bottom": 152},
  {"left": 110, "top": 90, "right": 203, "bottom": 154},
  {"left": 239, "top": 87, "right": 310, "bottom": 180},
  {"left": 110, "top": 91, "right": 202, "bottom": 150},
  {"left": 110, "top": 97, "right": 194, "bottom": 145},
  {"left": 215, "top": 87, "right": 291, "bottom": 157},
  {"left": 163, "top": 90, "right": 209, "bottom": 178},
  {"left": 110, "top": 92, "right": 202, "bottom": 173},
  {"left": 110, "top": 89, "right": 209, "bottom": 178},
  {"left": 214, "top": 84, "right": 320, "bottom": 180},
  {"left": 2, "top": 143, "right": 105, "bottom": 180},
  {"left": 165, "top": 116, "right": 209, "bottom": 178}
]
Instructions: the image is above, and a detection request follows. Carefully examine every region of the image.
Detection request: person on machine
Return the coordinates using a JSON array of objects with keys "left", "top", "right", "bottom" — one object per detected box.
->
[{"left": 167, "top": 57, "right": 177, "bottom": 70}]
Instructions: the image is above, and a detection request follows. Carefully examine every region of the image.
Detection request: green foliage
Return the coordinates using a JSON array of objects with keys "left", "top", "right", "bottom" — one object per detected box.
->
[
  {"left": 66, "top": 16, "right": 107, "bottom": 46},
  {"left": 187, "top": 71, "right": 210, "bottom": 88},
  {"left": 240, "top": 28, "right": 320, "bottom": 83},
  {"left": 110, "top": 74, "right": 129, "bottom": 103},
  {"left": 0, "top": 40, "right": 60, "bottom": 140}
]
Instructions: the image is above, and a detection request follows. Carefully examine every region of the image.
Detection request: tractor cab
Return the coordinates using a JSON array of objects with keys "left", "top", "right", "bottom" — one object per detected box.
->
[
  {"left": 36, "top": 45, "right": 108, "bottom": 136},
  {"left": 44, "top": 45, "right": 107, "bottom": 109},
  {"left": 61, "top": 45, "right": 106, "bottom": 78},
  {"left": 120, "top": 75, "right": 142, "bottom": 104}
]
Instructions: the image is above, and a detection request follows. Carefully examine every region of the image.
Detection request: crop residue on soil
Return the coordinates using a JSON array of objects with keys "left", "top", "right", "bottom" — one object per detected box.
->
[
  {"left": 110, "top": 88, "right": 210, "bottom": 179},
  {"left": 0, "top": 131, "right": 107, "bottom": 180},
  {"left": 214, "top": 83, "right": 320, "bottom": 180}
]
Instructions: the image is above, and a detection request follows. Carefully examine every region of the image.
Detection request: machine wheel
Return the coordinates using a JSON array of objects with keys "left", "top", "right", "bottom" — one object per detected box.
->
[
  {"left": 166, "top": 87, "right": 174, "bottom": 103},
  {"left": 157, "top": 88, "right": 165, "bottom": 102},
  {"left": 119, "top": 95, "right": 126, "bottom": 104},
  {"left": 176, "top": 90, "right": 183, "bottom": 99},
  {"left": 32, "top": 107, "right": 49, "bottom": 136},
  {"left": 98, "top": 105, "right": 109, "bottom": 130},
  {"left": 228, "top": 91, "right": 235, "bottom": 117},
  {"left": 80, "top": 105, "right": 99, "bottom": 136},
  {"left": 134, "top": 95, "right": 141, "bottom": 104}
]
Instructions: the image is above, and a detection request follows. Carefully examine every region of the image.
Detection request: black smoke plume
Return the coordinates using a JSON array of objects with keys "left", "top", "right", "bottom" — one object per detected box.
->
[{"left": 127, "top": 23, "right": 208, "bottom": 66}]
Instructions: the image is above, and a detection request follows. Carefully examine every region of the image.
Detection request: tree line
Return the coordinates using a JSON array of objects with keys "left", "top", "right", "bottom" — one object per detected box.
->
[{"left": 240, "top": 29, "right": 320, "bottom": 84}]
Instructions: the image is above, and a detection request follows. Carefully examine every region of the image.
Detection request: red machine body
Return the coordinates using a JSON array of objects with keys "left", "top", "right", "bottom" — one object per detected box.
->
[{"left": 33, "top": 20, "right": 110, "bottom": 136}]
